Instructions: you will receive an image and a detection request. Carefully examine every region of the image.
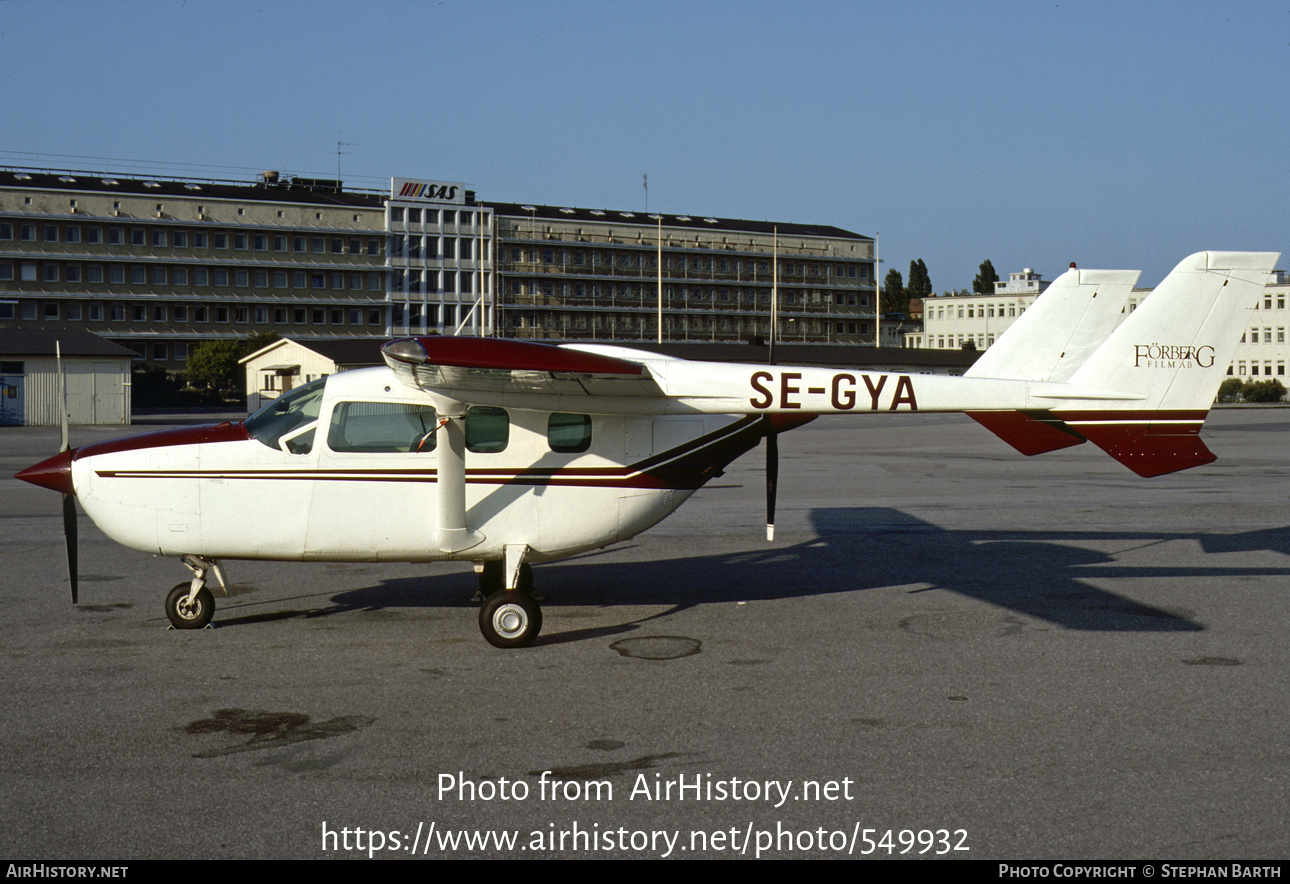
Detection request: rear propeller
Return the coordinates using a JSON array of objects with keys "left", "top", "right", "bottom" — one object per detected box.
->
[
  {"left": 764, "top": 312, "right": 779, "bottom": 542},
  {"left": 764, "top": 416, "right": 778, "bottom": 542}
]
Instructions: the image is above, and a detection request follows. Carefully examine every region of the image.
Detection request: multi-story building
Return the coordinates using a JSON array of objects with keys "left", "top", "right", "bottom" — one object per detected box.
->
[
  {"left": 1231, "top": 272, "right": 1289, "bottom": 382},
  {"left": 904, "top": 267, "right": 1052, "bottom": 351},
  {"left": 1, "top": 166, "right": 878, "bottom": 373},
  {"left": 487, "top": 203, "right": 875, "bottom": 344},
  {"left": 0, "top": 169, "right": 389, "bottom": 370},
  {"left": 385, "top": 178, "right": 493, "bottom": 337}
]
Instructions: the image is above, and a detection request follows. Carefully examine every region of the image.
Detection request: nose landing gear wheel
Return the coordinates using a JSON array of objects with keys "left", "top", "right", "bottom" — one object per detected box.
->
[
  {"left": 479, "top": 589, "right": 541, "bottom": 648},
  {"left": 165, "top": 583, "right": 215, "bottom": 629}
]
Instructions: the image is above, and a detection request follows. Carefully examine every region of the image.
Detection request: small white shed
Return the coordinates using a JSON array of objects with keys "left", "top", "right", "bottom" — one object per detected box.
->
[
  {"left": 240, "top": 338, "right": 387, "bottom": 413},
  {"left": 0, "top": 330, "right": 134, "bottom": 426}
]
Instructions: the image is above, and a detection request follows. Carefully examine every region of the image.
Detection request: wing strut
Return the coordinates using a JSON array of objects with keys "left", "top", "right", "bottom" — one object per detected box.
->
[{"left": 433, "top": 401, "right": 484, "bottom": 554}]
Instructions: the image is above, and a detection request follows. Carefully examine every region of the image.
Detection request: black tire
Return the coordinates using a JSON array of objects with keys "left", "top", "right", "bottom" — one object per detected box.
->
[
  {"left": 476, "top": 561, "right": 533, "bottom": 596},
  {"left": 478, "top": 589, "right": 541, "bottom": 648},
  {"left": 166, "top": 583, "right": 214, "bottom": 629}
]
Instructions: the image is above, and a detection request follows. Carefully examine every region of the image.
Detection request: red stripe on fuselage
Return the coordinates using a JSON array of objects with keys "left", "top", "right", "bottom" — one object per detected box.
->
[{"left": 90, "top": 414, "right": 806, "bottom": 491}]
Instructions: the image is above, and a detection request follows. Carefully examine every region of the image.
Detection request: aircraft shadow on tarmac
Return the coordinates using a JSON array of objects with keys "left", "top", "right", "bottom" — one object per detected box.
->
[{"left": 210, "top": 507, "right": 1290, "bottom": 639}]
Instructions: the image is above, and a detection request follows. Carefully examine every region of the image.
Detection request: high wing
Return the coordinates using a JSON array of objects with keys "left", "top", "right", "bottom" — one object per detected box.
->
[
  {"left": 381, "top": 336, "right": 666, "bottom": 402},
  {"left": 382, "top": 334, "right": 1045, "bottom": 416}
]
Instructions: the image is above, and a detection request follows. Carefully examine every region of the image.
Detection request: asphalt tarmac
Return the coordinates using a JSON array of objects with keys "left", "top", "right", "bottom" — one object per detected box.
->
[{"left": 1, "top": 408, "right": 1287, "bottom": 859}]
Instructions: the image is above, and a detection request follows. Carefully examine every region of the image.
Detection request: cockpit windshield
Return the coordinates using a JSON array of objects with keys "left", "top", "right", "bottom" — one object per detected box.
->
[{"left": 244, "top": 377, "right": 327, "bottom": 452}]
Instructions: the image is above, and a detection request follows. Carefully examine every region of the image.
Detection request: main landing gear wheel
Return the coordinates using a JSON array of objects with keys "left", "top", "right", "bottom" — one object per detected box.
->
[
  {"left": 165, "top": 583, "right": 214, "bottom": 629},
  {"left": 479, "top": 590, "right": 542, "bottom": 648}
]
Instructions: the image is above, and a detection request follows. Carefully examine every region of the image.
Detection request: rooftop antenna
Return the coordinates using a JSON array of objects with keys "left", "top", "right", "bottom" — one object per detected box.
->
[
  {"left": 642, "top": 173, "right": 648, "bottom": 212},
  {"left": 337, "top": 140, "right": 355, "bottom": 183}
]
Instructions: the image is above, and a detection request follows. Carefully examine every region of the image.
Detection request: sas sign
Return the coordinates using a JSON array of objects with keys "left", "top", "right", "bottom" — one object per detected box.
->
[{"left": 392, "top": 178, "right": 465, "bottom": 204}]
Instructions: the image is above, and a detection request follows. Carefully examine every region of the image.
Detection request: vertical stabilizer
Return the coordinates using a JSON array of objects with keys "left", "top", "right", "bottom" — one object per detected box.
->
[
  {"left": 965, "top": 266, "right": 1138, "bottom": 456},
  {"left": 967, "top": 267, "right": 1140, "bottom": 383},
  {"left": 1051, "top": 251, "right": 1279, "bottom": 476}
]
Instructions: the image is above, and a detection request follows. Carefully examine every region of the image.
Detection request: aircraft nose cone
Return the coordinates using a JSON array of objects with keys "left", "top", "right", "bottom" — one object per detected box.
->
[{"left": 15, "top": 449, "right": 75, "bottom": 495}]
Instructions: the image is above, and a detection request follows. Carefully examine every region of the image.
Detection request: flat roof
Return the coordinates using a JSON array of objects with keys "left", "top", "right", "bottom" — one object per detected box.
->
[
  {"left": 484, "top": 201, "right": 871, "bottom": 243},
  {"left": 0, "top": 329, "right": 134, "bottom": 358},
  {"left": 0, "top": 169, "right": 386, "bottom": 210}
]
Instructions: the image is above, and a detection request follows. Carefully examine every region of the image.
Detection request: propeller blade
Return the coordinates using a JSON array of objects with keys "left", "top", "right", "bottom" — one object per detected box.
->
[
  {"left": 765, "top": 417, "right": 779, "bottom": 542},
  {"left": 57, "top": 341, "right": 77, "bottom": 602},
  {"left": 62, "top": 492, "right": 78, "bottom": 604}
]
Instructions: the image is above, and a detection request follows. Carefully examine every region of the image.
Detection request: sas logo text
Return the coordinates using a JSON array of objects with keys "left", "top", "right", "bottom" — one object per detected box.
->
[{"left": 392, "top": 178, "right": 464, "bottom": 204}]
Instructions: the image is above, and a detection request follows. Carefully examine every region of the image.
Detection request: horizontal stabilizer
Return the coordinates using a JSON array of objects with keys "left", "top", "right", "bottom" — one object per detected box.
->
[{"left": 966, "top": 411, "right": 1086, "bottom": 456}]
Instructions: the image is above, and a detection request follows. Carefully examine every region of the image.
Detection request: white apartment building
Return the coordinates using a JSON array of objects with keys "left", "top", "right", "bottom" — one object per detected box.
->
[
  {"left": 1232, "top": 273, "right": 1289, "bottom": 381},
  {"left": 904, "top": 267, "right": 1051, "bottom": 351}
]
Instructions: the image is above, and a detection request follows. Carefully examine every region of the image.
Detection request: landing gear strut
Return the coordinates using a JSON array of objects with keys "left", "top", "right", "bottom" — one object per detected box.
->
[{"left": 475, "top": 544, "right": 541, "bottom": 648}]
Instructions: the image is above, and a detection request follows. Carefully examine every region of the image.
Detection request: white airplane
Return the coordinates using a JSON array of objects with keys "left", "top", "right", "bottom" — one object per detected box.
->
[{"left": 15, "top": 251, "right": 1279, "bottom": 647}]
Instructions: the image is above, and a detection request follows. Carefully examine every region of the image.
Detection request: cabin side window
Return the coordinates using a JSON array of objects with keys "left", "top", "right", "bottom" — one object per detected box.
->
[
  {"left": 465, "top": 406, "right": 508, "bottom": 453},
  {"left": 547, "top": 413, "right": 592, "bottom": 453},
  {"left": 327, "top": 402, "right": 438, "bottom": 453},
  {"left": 245, "top": 377, "right": 327, "bottom": 454}
]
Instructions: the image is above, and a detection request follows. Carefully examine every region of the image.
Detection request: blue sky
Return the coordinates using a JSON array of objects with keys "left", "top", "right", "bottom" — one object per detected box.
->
[{"left": 4, "top": 0, "right": 1287, "bottom": 289}]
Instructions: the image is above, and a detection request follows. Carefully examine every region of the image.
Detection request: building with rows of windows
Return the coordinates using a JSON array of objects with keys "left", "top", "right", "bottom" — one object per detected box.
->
[
  {"left": 1234, "top": 273, "right": 1290, "bottom": 382},
  {"left": 0, "top": 170, "right": 392, "bottom": 367},
  {"left": 1, "top": 168, "right": 877, "bottom": 374},
  {"left": 487, "top": 203, "right": 875, "bottom": 344},
  {"left": 902, "top": 267, "right": 1052, "bottom": 352}
]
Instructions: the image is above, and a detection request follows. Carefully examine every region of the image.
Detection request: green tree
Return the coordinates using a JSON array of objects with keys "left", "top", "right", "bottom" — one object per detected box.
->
[
  {"left": 186, "top": 340, "right": 245, "bottom": 397},
  {"left": 907, "top": 259, "right": 932, "bottom": 300},
  {"left": 187, "top": 333, "right": 281, "bottom": 400},
  {"left": 1216, "top": 378, "right": 1244, "bottom": 403},
  {"left": 882, "top": 268, "right": 904, "bottom": 315},
  {"left": 1241, "top": 379, "right": 1286, "bottom": 403},
  {"left": 973, "top": 259, "right": 999, "bottom": 295},
  {"left": 244, "top": 330, "right": 280, "bottom": 356}
]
